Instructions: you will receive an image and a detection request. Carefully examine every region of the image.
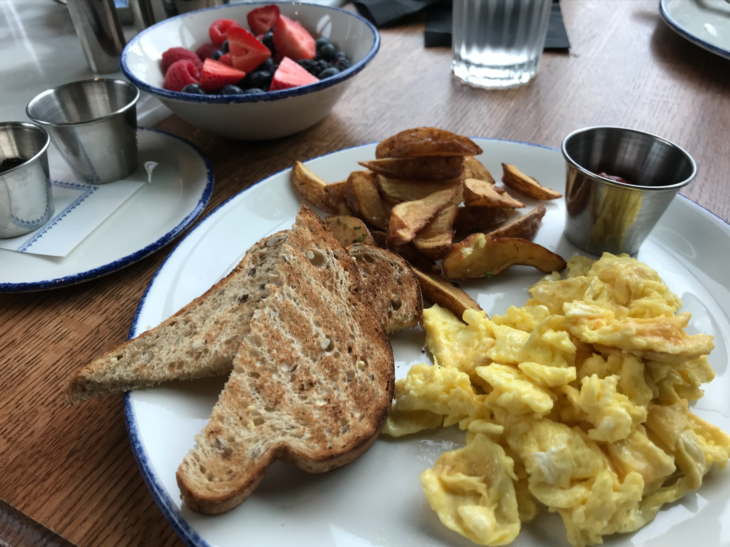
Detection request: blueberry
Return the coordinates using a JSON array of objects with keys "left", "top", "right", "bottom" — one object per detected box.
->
[
  {"left": 212, "top": 50, "right": 223, "bottom": 61},
  {"left": 244, "top": 88, "right": 265, "bottom": 94},
  {"left": 334, "top": 51, "right": 351, "bottom": 70},
  {"left": 220, "top": 85, "right": 244, "bottom": 95},
  {"left": 262, "top": 31, "right": 275, "bottom": 53},
  {"left": 313, "top": 60, "right": 330, "bottom": 77},
  {"left": 320, "top": 43, "right": 336, "bottom": 61},
  {"left": 181, "top": 83, "right": 205, "bottom": 94},
  {"left": 221, "top": 40, "right": 229, "bottom": 54},
  {"left": 261, "top": 57, "right": 276, "bottom": 72},
  {"left": 318, "top": 67, "right": 341, "bottom": 79},
  {"left": 297, "top": 59, "right": 316, "bottom": 73},
  {"left": 315, "top": 36, "right": 330, "bottom": 52},
  {"left": 249, "top": 70, "right": 272, "bottom": 89}
]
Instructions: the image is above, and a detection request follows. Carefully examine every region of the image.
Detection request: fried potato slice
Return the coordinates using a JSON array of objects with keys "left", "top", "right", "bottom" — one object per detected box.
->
[
  {"left": 372, "top": 231, "right": 442, "bottom": 275},
  {"left": 358, "top": 157, "right": 465, "bottom": 181},
  {"left": 345, "top": 171, "right": 392, "bottom": 230},
  {"left": 290, "top": 161, "right": 337, "bottom": 214},
  {"left": 501, "top": 164, "right": 562, "bottom": 200},
  {"left": 487, "top": 205, "right": 546, "bottom": 240},
  {"left": 464, "top": 156, "right": 495, "bottom": 184},
  {"left": 412, "top": 203, "right": 459, "bottom": 260},
  {"left": 464, "top": 178, "right": 525, "bottom": 209},
  {"left": 414, "top": 268, "right": 483, "bottom": 320},
  {"left": 443, "top": 234, "right": 567, "bottom": 279},
  {"left": 325, "top": 216, "right": 375, "bottom": 247},
  {"left": 454, "top": 207, "right": 513, "bottom": 235},
  {"left": 376, "top": 175, "right": 463, "bottom": 206},
  {"left": 375, "top": 127, "right": 483, "bottom": 159},
  {"left": 323, "top": 180, "right": 353, "bottom": 215},
  {"left": 388, "top": 186, "right": 461, "bottom": 247}
]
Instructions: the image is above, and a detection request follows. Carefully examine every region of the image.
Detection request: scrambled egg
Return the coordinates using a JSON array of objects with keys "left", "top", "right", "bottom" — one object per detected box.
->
[{"left": 384, "top": 253, "right": 729, "bottom": 547}]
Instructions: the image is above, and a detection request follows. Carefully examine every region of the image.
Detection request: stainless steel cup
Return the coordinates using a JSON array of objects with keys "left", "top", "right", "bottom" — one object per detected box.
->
[
  {"left": 26, "top": 79, "right": 140, "bottom": 185},
  {"left": 67, "top": 0, "right": 126, "bottom": 74},
  {"left": 0, "top": 123, "right": 53, "bottom": 239},
  {"left": 562, "top": 126, "right": 696, "bottom": 255}
]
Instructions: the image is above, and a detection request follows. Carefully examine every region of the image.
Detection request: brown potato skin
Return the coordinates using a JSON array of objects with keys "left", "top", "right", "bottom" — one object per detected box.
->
[
  {"left": 464, "top": 156, "right": 495, "bottom": 184},
  {"left": 463, "top": 179, "right": 525, "bottom": 209},
  {"left": 290, "top": 161, "right": 338, "bottom": 214},
  {"left": 501, "top": 164, "right": 563, "bottom": 200},
  {"left": 358, "top": 157, "right": 465, "bottom": 181},
  {"left": 454, "top": 207, "right": 513, "bottom": 235},
  {"left": 375, "top": 128, "right": 483, "bottom": 159},
  {"left": 325, "top": 216, "right": 375, "bottom": 247},
  {"left": 487, "top": 205, "right": 546, "bottom": 240},
  {"left": 345, "top": 171, "right": 391, "bottom": 230},
  {"left": 387, "top": 187, "right": 460, "bottom": 247}
]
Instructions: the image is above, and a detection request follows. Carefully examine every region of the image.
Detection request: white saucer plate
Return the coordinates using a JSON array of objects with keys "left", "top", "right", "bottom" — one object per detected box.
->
[
  {"left": 125, "top": 139, "right": 730, "bottom": 547},
  {"left": 660, "top": 0, "right": 730, "bottom": 60},
  {"left": 0, "top": 128, "right": 213, "bottom": 292}
]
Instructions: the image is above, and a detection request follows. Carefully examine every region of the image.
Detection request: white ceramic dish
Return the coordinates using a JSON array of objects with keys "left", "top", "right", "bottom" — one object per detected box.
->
[
  {"left": 125, "top": 138, "right": 730, "bottom": 547},
  {"left": 0, "top": 128, "right": 213, "bottom": 292},
  {"left": 660, "top": 0, "right": 730, "bottom": 60},
  {"left": 121, "top": 3, "right": 379, "bottom": 140}
]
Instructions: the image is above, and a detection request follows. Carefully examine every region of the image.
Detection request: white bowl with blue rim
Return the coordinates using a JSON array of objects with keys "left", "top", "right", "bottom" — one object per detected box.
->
[{"left": 121, "top": 2, "right": 380, "bottom": 141}]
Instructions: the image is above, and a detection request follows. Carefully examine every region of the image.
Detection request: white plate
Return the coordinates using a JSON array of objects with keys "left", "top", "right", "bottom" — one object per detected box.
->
[
  {"left": 660, "top": 0, "right": 730, "bottom": 60},
  {"left": 124, "top": 139, "right": 730, "bottom": 547},
  {"left": 0, "top": 128, "right": 213, "bottom": 292}
]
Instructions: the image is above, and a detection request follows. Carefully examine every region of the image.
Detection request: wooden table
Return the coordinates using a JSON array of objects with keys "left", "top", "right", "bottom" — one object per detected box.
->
[{"left": 1, "top": 1, "right": 729, "bottom": 545}]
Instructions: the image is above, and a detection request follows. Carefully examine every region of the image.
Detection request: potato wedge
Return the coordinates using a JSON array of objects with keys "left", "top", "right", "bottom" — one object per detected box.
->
[
  {"left": 388, "top": 186, "right": 461, "bottom": 246},
  {"left": 414, "top": 268, "right": 483, "bottom": 320},
  {"left": 376, "top": 175, "right": 462, "bottom": 205},
  {"left": 501, "top": 164, "right": 562, "bottom": 200},
  {"left": 443, "top": 234, "right": 567, "bottom": 279},
  {"left": 372, "top": 231, "right": 442, "bottom": 275},
  {"left": 454, "top": 207, "right": 512, "bottom": 235},
  {"left": 463, "top": 178, "right": 525, "bottom": 209},
  {"left": 488, "top": 205, "right": 546, "bottom": 240},
  {"left": 325, "top": 216, "right": 375, "bottom": 247},
  {"left": 375, "top": 127, "right": 483, "bottom": 159},
  {"left": 291, "top": 161, "right": 337, "bottom": 214},
  {"left": 358, "top": 157, "right": 464, "bottom": 181},
  {"left": 464, "top": 156, "right": 495, "bottom": 184},
  {"left": 411, "top": 203, "right": 459, "bottom": 260},
  {"left": 323, "top": 180, "right": 353, "bottom": 214},
  {"left": 345, "top": 171, "right": 391, "bottom": 230}
]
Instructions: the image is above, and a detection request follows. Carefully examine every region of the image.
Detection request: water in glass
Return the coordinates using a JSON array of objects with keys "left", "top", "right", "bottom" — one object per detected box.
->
[{"left": 452, "top": 0, "right": 552, "bottom": 89}]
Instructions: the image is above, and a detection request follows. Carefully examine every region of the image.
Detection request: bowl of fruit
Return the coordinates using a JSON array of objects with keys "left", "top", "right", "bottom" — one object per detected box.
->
[{"left": 121, "top": 3, "right": 379, "bottom": 140}]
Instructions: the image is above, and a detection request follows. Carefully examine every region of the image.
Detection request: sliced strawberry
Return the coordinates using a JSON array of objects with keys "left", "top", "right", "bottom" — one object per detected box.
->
[
  {"left": 219, "top": 53, "right": 233, "bottom": 66},
  {"left": 209, "top": 19, "right": 241, "bottom": 46},
  {"left": 227, "top": 26, "right": 271, "bottom": 74},
  {"left": 247, "top": 4, "right": 280, "bottom": 35},
  {"left": 163, "top": 60, "right": 200, "bottom": 92},
  {"left": 273, "top": 15, "right": 316, "bottom": 61},
  {"left": 199, "top": 58, "right": 245, "bottom": 92},
  {"left": 195, "top": 43, "right": 219, "bottom": 61},
  {"left": 161, "top": 47, "right": 202, "bottom": 73},
  {"left": 270, "top": 56, "right": 318, "bottom": 91}
]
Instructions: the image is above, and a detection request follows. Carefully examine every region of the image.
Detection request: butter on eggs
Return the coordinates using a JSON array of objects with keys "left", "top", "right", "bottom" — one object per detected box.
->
[{"left": 384, "top": 253, "right": 730, "bottom": 547}]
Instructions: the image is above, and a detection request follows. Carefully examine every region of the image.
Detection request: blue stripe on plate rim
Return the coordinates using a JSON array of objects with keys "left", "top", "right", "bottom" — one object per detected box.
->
[
  {"left": 0, "top": 127, "right": 214, "bottom": 293},
  {"left": 659, "top": 0, "right": 730, "bottom": 61},
  {"left": 120, "top": 2, "right": 381, "bottom": 105},
  {"left": 123, "top": 136, "right": 730, "bottom": 547}
]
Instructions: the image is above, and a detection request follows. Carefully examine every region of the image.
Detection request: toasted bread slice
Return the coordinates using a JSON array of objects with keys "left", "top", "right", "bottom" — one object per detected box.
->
[
  {"left": 348, "top": 244, "right": 422, "bottom": 333},
  {"left": 67, "top": 232, "right": 290, "bottom": 403},
  {"left": 176, "top": 206, "right": 394, "bottom": 514}
]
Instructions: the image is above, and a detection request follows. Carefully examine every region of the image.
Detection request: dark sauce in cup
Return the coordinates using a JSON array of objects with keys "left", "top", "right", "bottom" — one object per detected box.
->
[
  {"left": 598, "top": 171, "right": 632, "bottom": 185},
  {"left": 0, "top": 157, "right": 25, "bottom": 174}
]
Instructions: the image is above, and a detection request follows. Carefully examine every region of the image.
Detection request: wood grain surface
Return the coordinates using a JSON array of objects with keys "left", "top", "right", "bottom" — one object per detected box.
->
[{"left": 1, "top": 1, "right": 729, "bottom": 545}]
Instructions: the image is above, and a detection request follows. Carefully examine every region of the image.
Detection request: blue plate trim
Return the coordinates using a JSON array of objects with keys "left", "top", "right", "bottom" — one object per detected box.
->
[
  {"left": 659, "top": 0, "right": 730, "bottom": 60},
  {"left": 120, "top": 2, "right": 380, "bottom": 104},
  {"left": 0, "top": 128, "right": 214, "bottom": 293}
]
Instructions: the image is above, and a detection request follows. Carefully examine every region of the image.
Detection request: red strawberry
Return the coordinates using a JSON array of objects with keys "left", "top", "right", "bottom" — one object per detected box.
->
[
  {"left": 273, "top": 15, "right": 316, "bottom": 61},
  {"left": 247, "top": 4, "right": 280, "bottom": 35},
  {"left": 219, "top": 53, "right": 233, "bottom": 66},
  {"left": 227, "top": 26, "right": 271, "bottom": 74},
  {"left": 270, "top": 56, "right": 318, "bottom": 91},
  {"left": 209, "top": 19, "right": 241, "bottom": 46},
  {"left": 161, "top": 47, "right": 202, "bottom": 73},
  {"left": 199, "top": 58, "right": 245, "bottom": 92},
  {"left": 163, "top": 60, "right": 200, "bottom": 92},
  {"left": 195, "top": 43, "right": 219, "bottom": 61}
]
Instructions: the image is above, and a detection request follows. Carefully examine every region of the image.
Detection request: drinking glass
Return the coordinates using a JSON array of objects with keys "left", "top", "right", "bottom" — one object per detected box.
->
[{"left": 452, "top": 0, "right": 552, "bottom": 89}]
